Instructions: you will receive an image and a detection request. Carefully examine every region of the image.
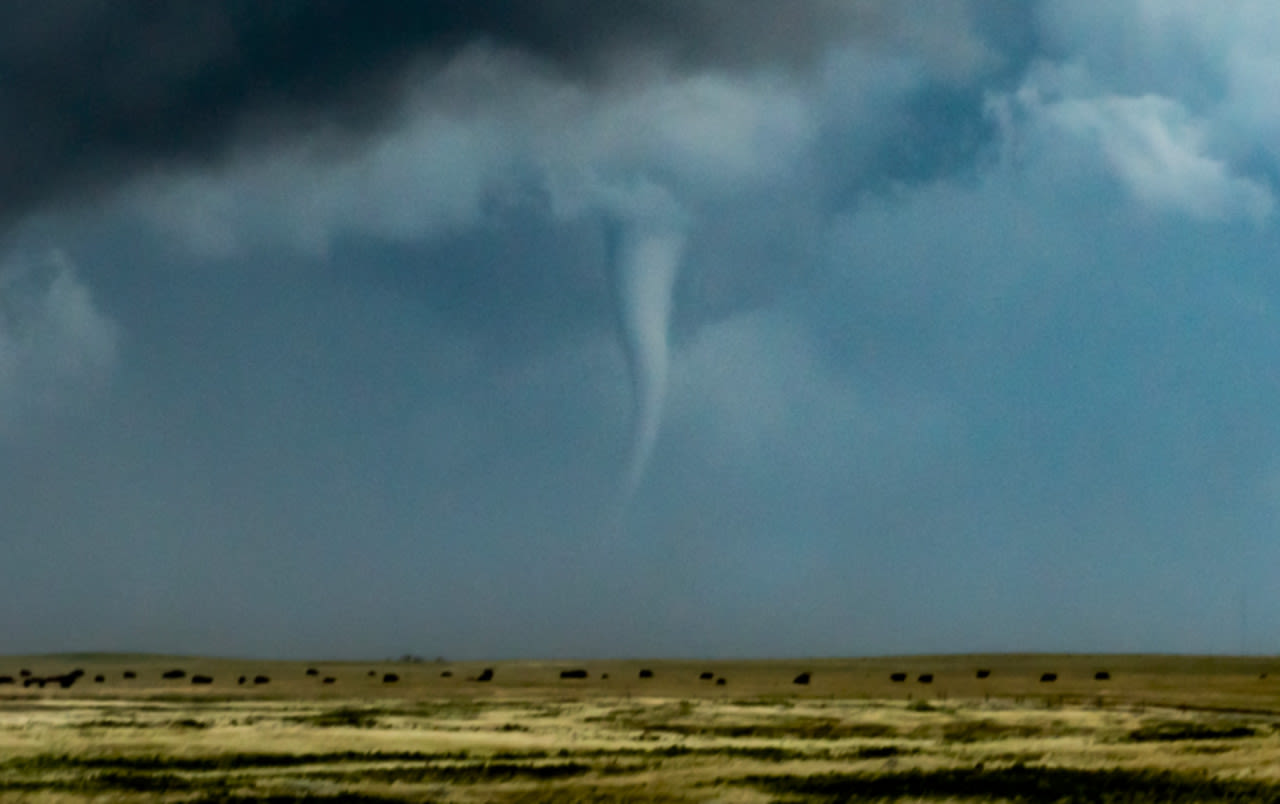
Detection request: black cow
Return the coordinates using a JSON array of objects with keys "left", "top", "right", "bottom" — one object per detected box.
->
[
  {"left": 382, "top": 673, "right": 399, "bottom": 683},
  {"left": 19, "top": 669, "right": 31, "bottom": 677},
  {"left": 1094, "top": 671, "right": 1111, "bottom": 681},
  {"left": 976, "top": 669, "right": 991, "bottom": 679},
  {"left": 440, "top": 670, "right": 453, "bottom": 678},
  {"left": 49, "top": 669, "right": 85, "bottom": 686},
  {"left": 0, "top": 676, "right": 13, "bottom": 684},
  {"left": 123, "top": 670, "right": 137, "bottom": 679},
  {"left": 306, "top": 668, "right": 319, "bottom": 676},
  {"left": 793, "top": 672, "right": 812, "bottom": 685},
  {"left": 715, "top": 677, "right": 727, "bottom": 686},
  {"left": 323, "top": 677, "right": 336, "bottom": 684},
  {"left": 191, "top": 675, "right": 214, "bottom": 685},
  {"left": 638, "top": 669, "right": 654, "bottom": 679},
  {"left": 917, "top": 673, "right": 934, "bottom": 684},
  {"left": 93, "top": 675, "right": 105, "bottom": 683},
  {"left": 1040, "top": 672, "right": 1058, "bottom": 683},
  {"left": 699, "top": 671, "right": 714, "bottom": 680},
  {"left": 253, "top": 675, "right": 270, "bottom": 685},
  {"left": 162, "top": 669, "right": 186, "bottom": 680},
  {"left": 559, "top": 669, "right": 589, "bottom": 679},
  {"left": 890, "top": 672, "right": 907, "bottom": 682},
  {"left": 238, "top": 676, "right": 247, "bottom": 685},
  {"left": 45, "top": 672, "right": 81, "bottom": 689},
  {"left": 475, "top": 668, "right": 494, "bottom": 682}
]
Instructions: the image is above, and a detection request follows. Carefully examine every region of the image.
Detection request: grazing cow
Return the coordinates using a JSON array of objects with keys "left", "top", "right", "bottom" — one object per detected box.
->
[
  {"left": 123, "top": 671, "right": 137, "bottom": 679},
  {"left": 890, "top": 672, "right": 907, "bottom": 682},
  {"left": 0, "top": 676, "right": 13, "bottom": 684},
  {"left": 699, "top": 671, "right": 714, "bottom": 680},
  {"left": 440, "top": 671, "right": 453, "bottom": 678},
  {"left": 41, "top": 669, "right": 85, "bottom": 689},
  {"left": 715, "top": 677, "right": 727, "bottom": 686},
  {"left": 94, "top": 675, "right": 105, "bottom": 683},
  {"left": 19, "top": 669, "right": 31, "bottom": 677},
  {"left": 306, "top": 668, "right": 319, "bottom": 676},
  {"left": 1040, "top": 672, "right": 1057, "bottom": 683},
  {"left": 382, "top": 673, "right": 399, "bottom": 683},
  {"left": 253, "top": 675, "right": 270, "bottom": 685},
  {"left": 476, "top": 668, "right": 494, "bottom": 682},
  {"left": 238, "top": 676, "right": 247, "bottom": 685},
  {"left": 638, "top": 669, "right": 654, "bottom": 679},
  {"left": 1094, "top": 671, "right": 1111, "bottom": 681},
  {"left": 191, "top": 675, "right": 214, "bottom": 685},
  {"left": 51, "top": 674, "right": 78, "bottom": 689},
  {"left": 976, "top": 669, "right": 991, "bottom": 679},
  {"left": 323, "top": 677, "right": 336, "bottom": 684},
  {"left": 793, "top": 672, "right": 812, "bottom": 685},
  {"left": 162, "top": 669, "right": 186, "bottom": 680},
  {"left": 559, "top": 669, "right": 589, "bottom": 679},
  {"left": 917, "top": 674, "right": 934, "bottom": 684}
]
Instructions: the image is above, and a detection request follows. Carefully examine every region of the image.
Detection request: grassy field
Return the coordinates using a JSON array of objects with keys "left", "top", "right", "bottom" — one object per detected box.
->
[{"left": 2, "top": 653, "right": 1280, "bottom": 802}]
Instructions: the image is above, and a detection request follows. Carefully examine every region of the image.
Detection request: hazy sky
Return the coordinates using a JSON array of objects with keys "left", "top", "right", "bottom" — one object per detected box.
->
[{"left": 5, "top": 2, "right": 1280, "bottom": 660}]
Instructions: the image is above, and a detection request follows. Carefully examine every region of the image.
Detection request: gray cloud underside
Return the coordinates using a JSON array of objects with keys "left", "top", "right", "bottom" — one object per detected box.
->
[{"left": 0, "top": 0, "right": 913, "bottom": 226}]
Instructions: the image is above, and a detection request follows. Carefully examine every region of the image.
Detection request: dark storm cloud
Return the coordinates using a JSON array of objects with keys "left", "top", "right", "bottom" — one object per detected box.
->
[
  {"left": 0, "top": 0, "right": 879, "bottom": 226},
  {"left": 25, "top": 0, "right": 1280, "bottom": 663}
]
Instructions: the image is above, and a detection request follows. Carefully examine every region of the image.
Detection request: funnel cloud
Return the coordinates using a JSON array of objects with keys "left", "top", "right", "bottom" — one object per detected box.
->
[{"left": 609, "top": 214, "right": 687, "bottom": 498}]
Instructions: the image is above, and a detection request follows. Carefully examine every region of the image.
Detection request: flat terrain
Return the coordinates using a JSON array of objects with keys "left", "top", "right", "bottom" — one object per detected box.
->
[{"left": 3, "top": 654, "right": 1280, "bottom": 802}]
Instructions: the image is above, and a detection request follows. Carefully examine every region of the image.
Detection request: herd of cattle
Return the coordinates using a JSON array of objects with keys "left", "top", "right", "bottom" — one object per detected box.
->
[
  {"left": 0, "top": 664, "right": 1114, "bottom": 690},
  {"left": 0, "top": 666, "right": 495, "bottom": 689}
]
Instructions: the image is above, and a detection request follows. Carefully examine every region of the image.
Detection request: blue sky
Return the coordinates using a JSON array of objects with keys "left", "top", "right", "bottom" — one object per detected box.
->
[{"left": 3, "top": 2, "right": 1280, "bottom": 659}]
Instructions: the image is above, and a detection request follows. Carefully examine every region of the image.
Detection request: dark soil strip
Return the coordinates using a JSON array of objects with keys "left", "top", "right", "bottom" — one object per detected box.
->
[{"left": 737, "top": 765, "right": 1280, "bottom": 803}]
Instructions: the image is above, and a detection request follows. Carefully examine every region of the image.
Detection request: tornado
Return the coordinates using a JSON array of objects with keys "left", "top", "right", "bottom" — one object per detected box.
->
[{"left": 609, "top": 216, "right": 686, "bottom": 499}]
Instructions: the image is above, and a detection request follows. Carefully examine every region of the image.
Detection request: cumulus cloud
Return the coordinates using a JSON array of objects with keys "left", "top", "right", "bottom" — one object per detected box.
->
[
  {"left": 1065, "top": 94, "right": 1271, "bottom": 221},
  {"left": 1014, "top": 81, "right": 1272, "bottom": 221},
  {"left": 1029, "top": 2, "right": 1280, "bottom": 218},
  {"left": 0, "top": 252, "right": 117, "bottom": 429},
  {"left": 117, "top": 94, "right": 520, "bottom": 259},
  {"left": 117, "top": 49, "right": 820, "bottom": 260}
]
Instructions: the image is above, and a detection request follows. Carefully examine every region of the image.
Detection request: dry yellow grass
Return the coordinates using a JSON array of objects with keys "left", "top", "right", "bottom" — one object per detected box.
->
[{"left": 1, "top": 653, "right": 1279, "bottom": 802}]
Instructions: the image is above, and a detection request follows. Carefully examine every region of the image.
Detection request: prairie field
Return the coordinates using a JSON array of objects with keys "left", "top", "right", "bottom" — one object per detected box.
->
[{"left": 2, "top": 653, "right": 1280, "bottom": 802}]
